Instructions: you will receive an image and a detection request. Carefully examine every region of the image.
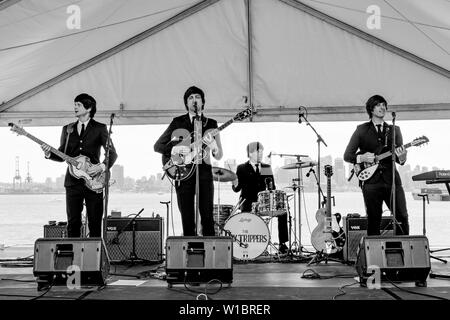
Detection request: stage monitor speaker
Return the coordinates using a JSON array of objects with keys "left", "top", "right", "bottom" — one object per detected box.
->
[
  {"left": 166, "top": 236, "right": 233, "bottom": 286},
  {"left": 33, "top": 237, "right": 109, "bottom": 291},
  {"left": 355, "top": 235, "right": 431, "bottom": 286},
  {"left": 343, "top": 215, "right": 394, "bottom": 262},
  {"left": 105, "top": 217, "right": 163, "bottom": 263}
]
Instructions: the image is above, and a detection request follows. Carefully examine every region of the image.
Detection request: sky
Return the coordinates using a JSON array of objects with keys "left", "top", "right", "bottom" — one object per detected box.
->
[{"left": 1, "top": 118, "right": 448, "bottom": 183}]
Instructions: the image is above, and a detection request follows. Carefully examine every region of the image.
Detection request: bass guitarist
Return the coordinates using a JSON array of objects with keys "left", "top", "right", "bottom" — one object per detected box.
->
[
  {"left": 41, "top": 93, "right": 118, "bottom": 237},
  {"left": 343, "top": 94, "right": 409, "bottom": 236},
  {"left": 154, "top": 86, "right": 223, "bottom": 236}
]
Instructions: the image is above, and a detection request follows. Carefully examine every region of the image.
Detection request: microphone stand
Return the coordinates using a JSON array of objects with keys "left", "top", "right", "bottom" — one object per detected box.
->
[
  {"left": 193, "top": 104, "right": 201, "bottom": 236},
  {"left": 299, "top": 109, "right": 327, "bottom": 210},
  {"left": 390, "top": 112, "right": 400, "bottom": 235},
  {"left": 102, "top": 113, "right": 114, "bottom": 262}
]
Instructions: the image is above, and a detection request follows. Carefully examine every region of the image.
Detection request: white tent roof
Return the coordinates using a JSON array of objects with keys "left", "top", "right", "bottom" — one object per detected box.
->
[{"left": 0, "top": 0, "right": 449, "bottom": 126}]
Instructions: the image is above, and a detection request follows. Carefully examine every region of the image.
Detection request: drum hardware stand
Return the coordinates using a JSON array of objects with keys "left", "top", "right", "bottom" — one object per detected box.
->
[
  {"left": 298, "top": 106, "right": 327, "bottom": 210},
  {"left": 271, "top": 153, "right": 309, "bottom": 258},
  {"left": 417, "top": 193, "right": 448, "bottom": 264}
]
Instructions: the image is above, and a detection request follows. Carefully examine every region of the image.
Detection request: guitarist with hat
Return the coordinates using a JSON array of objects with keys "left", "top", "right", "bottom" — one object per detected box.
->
[
  {"left": 344, "top": 94, "right": 409, "bottom": 236},
  {"left": 41, "top": 93, "right": 118, "bottom": 238}
]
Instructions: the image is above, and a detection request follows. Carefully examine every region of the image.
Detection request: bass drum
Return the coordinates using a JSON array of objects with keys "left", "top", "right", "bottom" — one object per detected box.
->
[{"left": 223, "top": 212, "right": 270, "bottom": 260}]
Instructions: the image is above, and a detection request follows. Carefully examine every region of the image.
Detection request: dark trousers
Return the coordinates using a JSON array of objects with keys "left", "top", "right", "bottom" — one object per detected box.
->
[
  {"left": 362, "top": 183, "right": 409, "bottom": 236},
  {"left": 175, "top": 175, "right": 215, "bottom": 236},
  {"left": 66, "top": 184, "right": 104, "bottom": 237},
  {"left": 241, "top": 200, "right": 289, "bottom": 244}
]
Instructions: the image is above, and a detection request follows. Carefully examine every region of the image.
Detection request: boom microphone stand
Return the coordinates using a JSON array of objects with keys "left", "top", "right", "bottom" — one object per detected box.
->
[
  {"left": 102, "top": 113, "right": 115, "bottom": 262},
  {"left": 298, "top": 107, "right": 327, "bottom": 210}
]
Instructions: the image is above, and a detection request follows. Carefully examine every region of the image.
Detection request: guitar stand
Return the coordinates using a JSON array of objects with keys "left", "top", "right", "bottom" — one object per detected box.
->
[{"left": 307, "top": 250, "right": 347, "bottom": 266}]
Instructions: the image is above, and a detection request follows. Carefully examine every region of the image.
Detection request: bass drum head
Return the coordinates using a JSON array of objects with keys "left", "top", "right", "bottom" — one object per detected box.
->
[{"left": 223, "top": 212, "right": 270, "bottom": 260}]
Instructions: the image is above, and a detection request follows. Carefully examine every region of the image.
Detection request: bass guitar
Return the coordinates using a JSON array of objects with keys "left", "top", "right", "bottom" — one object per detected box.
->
[
  {"left": 310, "top": 165, "right": 344, "bottom": 254},
  {"left": 355, "top": 136, "right": 428, "bottom": 181},
  {"left": 9, "top": 123, "right": 106, "bottom": 193},
  {"left": 162, "top": 108, "right": 252, "bottom": 181}
]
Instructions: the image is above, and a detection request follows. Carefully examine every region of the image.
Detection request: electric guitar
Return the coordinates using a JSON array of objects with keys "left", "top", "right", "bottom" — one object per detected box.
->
[
  {"left": 9, "top": 123, "right": 106, "bottom": 193},
  {"left": 310, "top": 165, "right": 343, "bottom": 254},
  {"left": 354, "top": 136, "right": 429, "bottom": 181},
  {"left": 162, "top": 108, "right": 252, "bottom": 181}
]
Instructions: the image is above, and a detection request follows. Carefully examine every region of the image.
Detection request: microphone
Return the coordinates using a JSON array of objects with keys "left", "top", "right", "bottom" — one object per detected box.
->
[
  {"left": 268, "top": 152, "right": 272, "bottom": 158},
  {"left": 193, "top": 101, "right": 198, "bottom": 114},
  {"left": 298, "top": 106, "right": 306, "bottom": 124},
  {"left": 391, "top": 111, "right": 396, "bottom": 119},
  {"left": 110, "top": 113, "right": 115, "bottom": 119},
  {"left": 306, "top": 167, "right": 314, "bottom": 177}
]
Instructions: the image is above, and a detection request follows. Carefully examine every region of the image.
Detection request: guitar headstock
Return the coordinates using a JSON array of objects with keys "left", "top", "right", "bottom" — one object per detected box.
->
[
  {"left": 324, "top": 165, "right": 333, "bottom": 177},
  {"left": 411, "top": 136, "right": 429, "bottom": 147},
  {"left": 233, "top": 107, "right": 252, "bottom": 122},
  {"left": 8, "top": 123, "right": 27, "bottom": 136}
]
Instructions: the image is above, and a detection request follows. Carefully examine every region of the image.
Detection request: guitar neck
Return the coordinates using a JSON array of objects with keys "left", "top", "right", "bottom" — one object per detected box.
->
[
  {"left": 326, "top": 176, "right": 332, "bottom": 217},
  {"left": 22, "top": 132, "right": 76, "bottom": 165},
  {"left": 376, "top": 141, "right": 413, "bottom": 161},
  {"left": 200, "top": 118, "right": 234, "bottom": 143}
]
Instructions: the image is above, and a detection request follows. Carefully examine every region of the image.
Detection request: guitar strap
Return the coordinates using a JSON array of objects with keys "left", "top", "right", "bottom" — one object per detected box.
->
[{"left": 64, "top": 122, "right": 75, "bottom": 154}]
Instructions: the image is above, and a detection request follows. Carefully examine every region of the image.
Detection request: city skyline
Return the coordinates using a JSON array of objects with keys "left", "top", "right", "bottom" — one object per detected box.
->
[{"left": 1, "top": 119, "right": 448, "bottom": 184}]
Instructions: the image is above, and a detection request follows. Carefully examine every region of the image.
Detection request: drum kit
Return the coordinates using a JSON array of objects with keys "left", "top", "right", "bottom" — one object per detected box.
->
[{"left": 212, "top": 159, "right": 317, "bottom": 261}]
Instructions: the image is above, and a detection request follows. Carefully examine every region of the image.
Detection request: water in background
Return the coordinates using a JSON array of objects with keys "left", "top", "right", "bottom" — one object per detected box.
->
[{"left": 1, "top": 187, "right": 449, "bottom": 248}]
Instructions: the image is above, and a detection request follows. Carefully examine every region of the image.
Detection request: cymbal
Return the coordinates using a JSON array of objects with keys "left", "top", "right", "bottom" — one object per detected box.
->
[
  {"left": 281, "top": 161, "right": 317, "bottom": 170},
  {"left": 212, "top": 167, "right": 237, "bottom": 182}
]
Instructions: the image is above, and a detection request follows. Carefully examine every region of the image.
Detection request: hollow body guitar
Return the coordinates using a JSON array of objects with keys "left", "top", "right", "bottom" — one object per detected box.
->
[
  {"left": 310, "top": 165, "right": 344, "bottom": 254},
  {"left": 9, "top": 123, "right": 106, "bottom": 193},
  {"left": 162, "top": 108, "right": 252, "bottom": 181}
]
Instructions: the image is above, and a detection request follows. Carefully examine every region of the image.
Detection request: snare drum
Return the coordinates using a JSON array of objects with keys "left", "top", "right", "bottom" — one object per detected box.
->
[
  {"left": 257, "top": 190, "right": 287, "bottom": 217},
  {"left": 223, "top": 212, "right": 270, "bottom": 260},
  {"left": 213, "top": 204, "right": 234, "bottom": 236}
]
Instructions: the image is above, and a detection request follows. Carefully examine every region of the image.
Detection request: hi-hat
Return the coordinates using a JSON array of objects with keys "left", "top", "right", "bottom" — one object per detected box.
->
[
  {"left": 281, "top": 161, "right": 317, "bottom": 170},
  {"left": 212, "top": 167, "right": 237, "bottom": 182}
]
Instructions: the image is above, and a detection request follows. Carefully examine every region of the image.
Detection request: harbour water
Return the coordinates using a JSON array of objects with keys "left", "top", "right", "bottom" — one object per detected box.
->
[{"left": 1, "top": 187, "right": 449, "bottom": 249}]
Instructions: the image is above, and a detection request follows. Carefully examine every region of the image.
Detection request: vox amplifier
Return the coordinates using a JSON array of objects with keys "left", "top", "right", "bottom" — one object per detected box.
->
[
  {"left": 105, "top": 217, "right": 163, "bottom": 263},
  {"left": 343, "top": 215, "right": 394, "bottom": 262},
  {"left": 33, "top": 238, "right": 109, "bottom": 291},
  {"left": 356, "top": 235, "right": 431, "bottom": 286},
  {"left": 165, "top": 236, "right": 233, "bottom": 286}
]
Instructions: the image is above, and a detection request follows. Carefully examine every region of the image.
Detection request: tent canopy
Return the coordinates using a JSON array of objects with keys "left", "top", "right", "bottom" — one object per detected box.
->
[{"left": 0, "top": 0, "right": 449, "bottom": 126}]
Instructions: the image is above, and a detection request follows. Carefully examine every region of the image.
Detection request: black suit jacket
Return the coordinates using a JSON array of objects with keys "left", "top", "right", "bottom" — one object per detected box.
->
[
  {"left": 344, "top": 121, "right": 404, "bottom": 185},
  {"left": 154, "top": 113, "right": 218, "bottom": 178},
  {"left": 48, "top": 119, "right": 118, "bottom": 187},
  {"left": 232, "top": 161, "right": 275, "bottom": 212}
]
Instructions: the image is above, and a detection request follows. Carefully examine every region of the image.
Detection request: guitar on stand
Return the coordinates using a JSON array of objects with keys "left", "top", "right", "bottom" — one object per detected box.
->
[
  {"left": 309, "top": 165, "right": 345, "bottom": 265},
  {"left": 8, "top": 122, "right": 107, "bottom": 193}
]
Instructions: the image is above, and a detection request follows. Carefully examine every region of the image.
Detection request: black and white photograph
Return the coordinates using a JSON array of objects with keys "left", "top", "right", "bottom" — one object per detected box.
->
[{"left": 0, "top": 0, "right": 449, "bottom": 313}]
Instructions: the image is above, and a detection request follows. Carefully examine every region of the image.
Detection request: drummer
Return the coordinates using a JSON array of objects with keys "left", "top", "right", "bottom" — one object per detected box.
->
[{"left": 232, "top": 141, "right": 289, "bottom": 254}]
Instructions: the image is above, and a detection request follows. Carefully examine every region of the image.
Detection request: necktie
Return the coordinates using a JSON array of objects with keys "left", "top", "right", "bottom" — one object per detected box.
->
[
  {"left": 80, "top": 123, "right": 85, "bottom": 137},
  {"left": 376, "top": 124, "right": 382, "bottom": 142},
  {"left": 255, "top": 164, "right": 260, "bottom": 175}
]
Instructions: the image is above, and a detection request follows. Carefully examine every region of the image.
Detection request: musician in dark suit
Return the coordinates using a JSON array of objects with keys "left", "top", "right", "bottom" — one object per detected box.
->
[
  {"left": 154, "top": 86, "right": 223, "bottom": 236},
  {"left": 344, "top": 95, "right": 409, "bottom": 236},
  {"left": 41, "top": 93, "right": 117, "bottom": 237},
  {"left": 232, "top": 142, "right": 289, "bottom": 253}
]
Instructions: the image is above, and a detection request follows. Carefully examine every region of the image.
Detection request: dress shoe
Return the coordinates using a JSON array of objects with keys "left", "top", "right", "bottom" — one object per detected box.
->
[{"left": 279, "top": 243, "right": 288, "bottom": 254}]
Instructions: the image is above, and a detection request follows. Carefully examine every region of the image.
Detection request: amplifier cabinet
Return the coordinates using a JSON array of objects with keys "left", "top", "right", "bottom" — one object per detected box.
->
[
  {"left": 356, "top": 235, "right": 431, "bottom": 285},
  {"left": 44, "top": 224, "right": 86, "bottom": 238},
  {"left": 343, "top": 216, "right": 394, "bottom": 262},
  {"left": 105, "top": 217, "right": 163, "bottom": 263},
  {"left": 166, "top": 236, "right": 233, "bottom": 285},
  {"left": 33, "top": 237, "right": 109, "bottom": 290}
]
